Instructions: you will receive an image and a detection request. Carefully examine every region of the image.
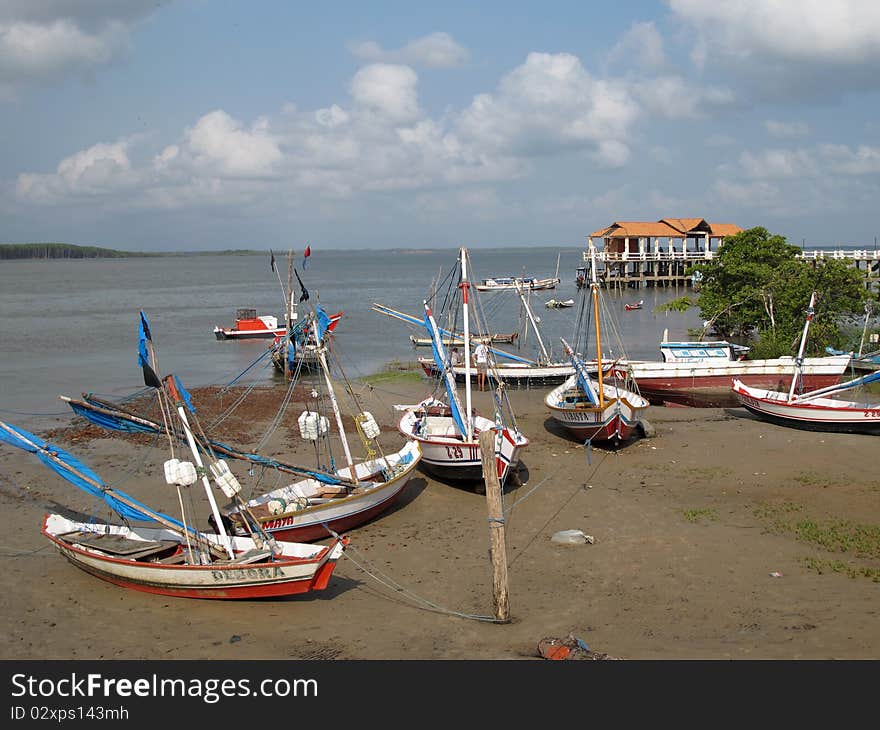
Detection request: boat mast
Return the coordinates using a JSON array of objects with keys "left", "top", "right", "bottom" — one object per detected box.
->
[
  {"left": 460, "top": 247, "right": 474, "bottom": 441},
  {"left": 313, "top": 321, "right": 359, "bottom": 483},
  {"left": 788, "top": 291, "right": 818, "bottom": 402},
  {"left": 515, "top": 281, "right": 551, "bottom": 362},
  {"left": 589, "top": 243, "right": 605, "bottom": 407},
  {"left": 164, "top": 377, "right": 235, "bottom": 559}
]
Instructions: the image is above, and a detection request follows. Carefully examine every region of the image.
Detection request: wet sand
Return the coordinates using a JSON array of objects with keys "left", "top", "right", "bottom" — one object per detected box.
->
[{"left": 1, "top": 374, "right": 878, "bottom": 660}]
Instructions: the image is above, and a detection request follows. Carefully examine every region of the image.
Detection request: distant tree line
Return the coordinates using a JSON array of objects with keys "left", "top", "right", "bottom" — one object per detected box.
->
[
  {"left": 0, "top": 243, "right": 266, "bottom": 260},
  {"left": 0, "top": 243, "right": 153, "bottom": 260}
]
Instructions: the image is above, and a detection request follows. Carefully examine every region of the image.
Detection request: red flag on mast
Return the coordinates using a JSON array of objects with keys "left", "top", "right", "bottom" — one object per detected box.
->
[{"left": 302, "top": 245, "right": 311, "bottom": 270}]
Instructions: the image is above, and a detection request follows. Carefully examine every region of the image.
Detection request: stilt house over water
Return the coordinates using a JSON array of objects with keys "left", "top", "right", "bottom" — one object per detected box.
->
[{"left": 587, "top": 217, "right": 742, "bottom": 290}]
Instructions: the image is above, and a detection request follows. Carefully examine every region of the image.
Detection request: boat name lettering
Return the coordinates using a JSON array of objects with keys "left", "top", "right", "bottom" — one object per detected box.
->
[
  {"left": 865, "top": 409, "right": 880, "bottom": 418},
  {"left": 264, "top": 516, "right": 295, "bottom": 530},
  {"left": 211, "top": 566, "right": 284, "bottom": 582},
  {"left": 445, "top": 445, "right": 463, "bottom": 459}
]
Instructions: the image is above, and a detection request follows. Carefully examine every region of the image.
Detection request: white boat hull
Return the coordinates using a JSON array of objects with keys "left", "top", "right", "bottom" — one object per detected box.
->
[
  {"left": 625, "top": 355, "right": 850, "bottom": 407},
  {"left": 545, "top": 375, "right": 649, "bottom": 443},
  {"left": 42, "top": 514, "right": 345, "bottom": 600},
  {"left": 227, "top": 441, "right": 422, "bottom": 541},
  {"left": 732, "top": 380, "right": 880, "bottom": 434},
  {"left": 397, "top": 401, "right": 528, "bottom": 484}
]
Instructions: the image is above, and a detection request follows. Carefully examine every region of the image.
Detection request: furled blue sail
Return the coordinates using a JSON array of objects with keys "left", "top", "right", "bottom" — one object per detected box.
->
[
  {"left": 72, "top": 395, "right": 345, "bottom": 486},
  {"left": 0, "top": 420, "right": 183, "bottom": 527},
  {"left": 424, "top": 306, "right": 467, "bottom": 435},
  {"left": 561, "top": 338, "right": 599, "bottom": 405}
]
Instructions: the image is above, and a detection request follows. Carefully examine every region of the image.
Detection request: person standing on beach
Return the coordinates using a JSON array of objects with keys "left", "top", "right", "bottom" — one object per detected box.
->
[{"left": 473, "top": 341, "right": 489, "bottom": 391}]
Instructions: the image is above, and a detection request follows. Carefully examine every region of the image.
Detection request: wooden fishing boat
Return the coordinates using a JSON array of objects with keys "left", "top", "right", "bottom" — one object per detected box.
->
[
  {"left": 545, "top": 245, "right": 648, "bottom": 444},
  {"left": 214, "top": 308, "right": 286, "bottom": 340},
  {"left": 0, "top": 416, "right": 346, "bottom": 601},
  {"left": 62, "top": 305, "right": 422, "bottom": 544},
  {"left": 396, "top": 248, "right": 529, "bottom": 487},
  {"left": 417, "top": 358, "right": 574, "bottom": 387},
  {"left": 374, "top": 301, "right": 574, "bottom": 387},
  {"left": 41, "top": 514, "right": 345, "bottom": 600},
  {"left": 732, "top": 292, "right": 880, "bottom": 434},
  {"left": 475, "top": 275, "right": 560, "bottom": 292},
  {"left": 409, "top": 331, "right": 519, "bottom": 347},
  {"left": 732, "top": 379, "right": 880, "bottom": 434},
  {"left": 269, "top": 310, "right": 343, "bottom": 374}
]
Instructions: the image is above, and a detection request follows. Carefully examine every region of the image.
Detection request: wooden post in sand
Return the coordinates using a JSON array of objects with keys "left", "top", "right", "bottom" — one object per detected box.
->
[{"left": 479, "top": 429, "right": 510, "bottom": 622}]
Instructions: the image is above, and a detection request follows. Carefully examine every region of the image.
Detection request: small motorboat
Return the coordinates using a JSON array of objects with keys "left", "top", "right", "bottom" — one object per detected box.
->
[
  {"left": 214, "top": 308, "right": 286, "bottom": 340},
  {"left": 545, "top": 298, "right": 574, "bottom": 309},
  {"left": 624, "top": 300, "right": 644, "bottom": 311}
]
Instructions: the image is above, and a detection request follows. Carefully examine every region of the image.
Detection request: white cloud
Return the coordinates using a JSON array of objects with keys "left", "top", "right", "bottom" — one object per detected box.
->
[
  {"left": 182, "top": 111, "right": 282, "bottom": 178},
  {"left": 455, "top": 53, "right": 639, "bottom": 167},
  {"left": 16, "top": 140, "right": 135, "bottom": 202},
  {"left": 765, "top": 120, "right": 810, "bottom": 138},
  {"left": 0, "top": 1, "right": 159, "bottom": 97},
  {"left": 739, "top": 148, "right": 819, "bottom": 179},
  {"left": 820, "top": 144, "right": 880, "bottom": 175},
  {"left": 350, "top": 64, "right": 421, "bottom": 123},
  {"left": 669, "top": 1, "right": 880, "bottom": 97},
  {"left": 608, "top": 22, "right": 667, "bottom": 69},
  {"left": 631, "top": 75, "right": 734, "bottom": 119},
  {"left": 349, "top": 32, "right": 469, "bottom": 68}
]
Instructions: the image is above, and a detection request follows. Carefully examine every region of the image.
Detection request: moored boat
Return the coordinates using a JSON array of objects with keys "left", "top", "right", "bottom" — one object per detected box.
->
[
  {"left": 732, "top": 291, "right": 880, "bottom": 434},
  {"left": 214, "top": 308, "right": 286, "bottom": 340},
  {"left": 545, "top": 244, "right": 648, "bottom": 444}
]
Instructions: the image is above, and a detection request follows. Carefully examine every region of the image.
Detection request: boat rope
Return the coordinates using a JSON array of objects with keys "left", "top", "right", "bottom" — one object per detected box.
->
[
  {"left": 508, "top": 449, "right": 610, "bottom": 568},
  {"left": 223, "top": 346, "right": 275, "bottom": 388},
  {"left": 339, "top": 543, "right": 503, "bottom": 623}
]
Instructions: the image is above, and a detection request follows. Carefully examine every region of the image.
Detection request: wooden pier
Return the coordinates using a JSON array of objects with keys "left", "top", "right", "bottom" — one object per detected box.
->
[
  {"left": 587, "top": 248, "right": 880, "bottom": 291},
  {"left": 584, "top": 219, "right": 880, "bottom": 291}
]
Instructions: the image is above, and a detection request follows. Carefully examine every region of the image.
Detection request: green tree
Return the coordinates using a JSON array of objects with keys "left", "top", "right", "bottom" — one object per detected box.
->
[{"left": 687, "top": 227, "right": 867, "bottom": 357}]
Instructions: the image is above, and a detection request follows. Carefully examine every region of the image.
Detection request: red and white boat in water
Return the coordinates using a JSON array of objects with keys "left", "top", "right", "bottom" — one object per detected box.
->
[
  {"left": 545, "top": 245, "right": 648, "bottom": 444},
  {"left": 732, "top": 292, "right": 880, "bottom": 434},
  {"left": 396, "top": 248, "right": 529, "bottom": 487},
  {"left": 624, "top": 300, "right": 643, "bottom": 311},
  {"left": 214, "top": 308, "right": 286, "bottom": 340}
]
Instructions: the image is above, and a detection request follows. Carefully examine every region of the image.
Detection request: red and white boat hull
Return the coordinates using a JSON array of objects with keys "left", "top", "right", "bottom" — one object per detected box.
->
[
  {"left": 545, "top": 375, "right": 649, "bottom": 443},
  {"left": 732, "top": 380, "right": 880, "bottom": 435},
  {"left": 398, "top": 405, "right": 528, "bottom": 485},
  {"left": 42, "top": 514, "right": 345, "bottom": 600},
  {"left": 626, "top": 355, "right": 850, "bottom": 407},
  {"left": 228, "top": 441, "right": 422, "bottom": 542}
]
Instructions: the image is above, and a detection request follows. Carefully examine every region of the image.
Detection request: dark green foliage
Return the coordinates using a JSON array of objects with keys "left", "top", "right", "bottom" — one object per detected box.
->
[{"left": 696, "top": 227, "right": 868, "bottom": 357}]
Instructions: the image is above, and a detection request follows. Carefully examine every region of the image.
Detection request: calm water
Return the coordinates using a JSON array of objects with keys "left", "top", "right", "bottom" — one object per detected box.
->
[{"left": 0, "top": 248, "right": 703, "bottom": 428}]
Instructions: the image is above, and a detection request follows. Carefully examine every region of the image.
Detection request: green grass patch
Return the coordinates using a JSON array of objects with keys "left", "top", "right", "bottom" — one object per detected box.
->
[
  {"left": 683, "top": 507, "right": 719, "bottom": 523},
  {"left": 754, "top": 501, "right": 880, "bottom": 581},
  {"left": 680, "top": 466, "right": 733, "bottom": 479},
  {"left": 360, "top": 361, "right": 424, "bottom": 385},
  {"left": 802, "top": 557, "right": 880, "bottom": 582}
]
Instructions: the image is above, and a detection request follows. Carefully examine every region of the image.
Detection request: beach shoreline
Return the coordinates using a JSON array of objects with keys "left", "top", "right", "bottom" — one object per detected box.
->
[{"left": 1, "top": 372, "right": 878, "bottom": 660}]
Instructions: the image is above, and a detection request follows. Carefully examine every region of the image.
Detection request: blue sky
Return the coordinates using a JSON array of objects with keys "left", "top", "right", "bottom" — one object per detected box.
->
[{"left": 2, "top": 0, "right": 880, "bottom": 251}]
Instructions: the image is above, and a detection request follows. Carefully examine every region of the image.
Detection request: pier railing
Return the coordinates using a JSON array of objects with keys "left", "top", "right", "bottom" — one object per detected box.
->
[{"left": 587, "top": 249, "right": 880, "bottom": 263}]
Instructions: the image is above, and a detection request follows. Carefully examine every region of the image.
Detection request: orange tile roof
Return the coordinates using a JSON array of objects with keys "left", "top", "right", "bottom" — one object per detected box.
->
[
  {"left": 590, "top": 218, "right": 742, "bottom": 239},
  {"left": 589, "top": 221, "right": 684, "bottom": 238},
  {"left": 708, "top": 223, "right": 743, "bottom": 236},
  {"left": 659, "top": 218, "right": 707, "bottom": 233}
]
